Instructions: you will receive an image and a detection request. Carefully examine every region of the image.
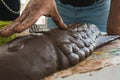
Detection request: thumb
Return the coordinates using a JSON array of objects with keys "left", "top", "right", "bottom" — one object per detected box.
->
[{"left": 51, "top": 10, "right": 68, "bottom": 29}]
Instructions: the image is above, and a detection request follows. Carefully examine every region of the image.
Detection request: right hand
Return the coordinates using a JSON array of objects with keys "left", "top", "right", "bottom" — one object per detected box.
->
[{"left": 0, "top": 0, "right": 68, "bottom": 37}]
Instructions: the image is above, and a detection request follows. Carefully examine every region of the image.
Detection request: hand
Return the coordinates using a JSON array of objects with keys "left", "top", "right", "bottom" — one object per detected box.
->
[
  {"left": 0, "top": 0, "right": 68, "bottom": 37},
  {"left": 107, "top": 0, "right": 120, "bottom": 35}
]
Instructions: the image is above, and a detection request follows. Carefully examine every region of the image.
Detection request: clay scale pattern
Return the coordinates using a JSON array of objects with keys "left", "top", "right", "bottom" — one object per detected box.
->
[{"left": 0, "top": 23, "right": 118, "bottom": 80}]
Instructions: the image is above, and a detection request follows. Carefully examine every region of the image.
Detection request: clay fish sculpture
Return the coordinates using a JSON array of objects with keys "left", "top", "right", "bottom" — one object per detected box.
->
[{"left": 0, "top": 23, "right": 119, "bottom": 80}]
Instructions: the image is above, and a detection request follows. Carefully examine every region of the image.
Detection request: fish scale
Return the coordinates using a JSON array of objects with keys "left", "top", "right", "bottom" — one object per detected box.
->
[{"left": 48, "top": 23, "right": 100, "bottom": 67}]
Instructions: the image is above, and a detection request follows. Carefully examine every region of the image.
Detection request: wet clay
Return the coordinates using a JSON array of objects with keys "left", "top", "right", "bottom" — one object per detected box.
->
[{"left": 0, "top": 23, "right": 117, "bottom": 80}]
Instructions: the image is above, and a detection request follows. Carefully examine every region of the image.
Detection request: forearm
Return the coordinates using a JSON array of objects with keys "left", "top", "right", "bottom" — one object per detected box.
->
[{"left": 107, "top": 0, "right": 120, "bottom": 35}]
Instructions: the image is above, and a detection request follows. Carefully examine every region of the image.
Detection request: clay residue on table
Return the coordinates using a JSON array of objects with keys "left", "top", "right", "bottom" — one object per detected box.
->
[{"left": 43, "top": 57, "right": 117, "bottom": 80}]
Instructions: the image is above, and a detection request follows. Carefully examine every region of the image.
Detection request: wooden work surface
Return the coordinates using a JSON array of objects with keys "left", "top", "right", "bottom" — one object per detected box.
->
[{"left": 43, "top": 39, "right": 120, "bottom": 80}]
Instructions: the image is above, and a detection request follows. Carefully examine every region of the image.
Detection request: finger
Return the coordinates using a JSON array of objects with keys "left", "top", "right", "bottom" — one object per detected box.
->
[
  {"left": 15, "top": 0, "right": 34, "bottom": 22},
  {"left": 14, "top": 6, "right": 43, "bottom": 32},
  {"left": 0, "top": 22, "right": 20, "bottom": 37},
  {"left": 15, "top": 9, "right": 30, "bottom": 22},
  {"left": 0, "top": 30, "right": 15, "bottom": 37},
  {"left": 14, "top": 17, "right": 37, "bottom": 33},
  {"left": 51, "top": 9, "right": 68, "bottom": 29}
]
